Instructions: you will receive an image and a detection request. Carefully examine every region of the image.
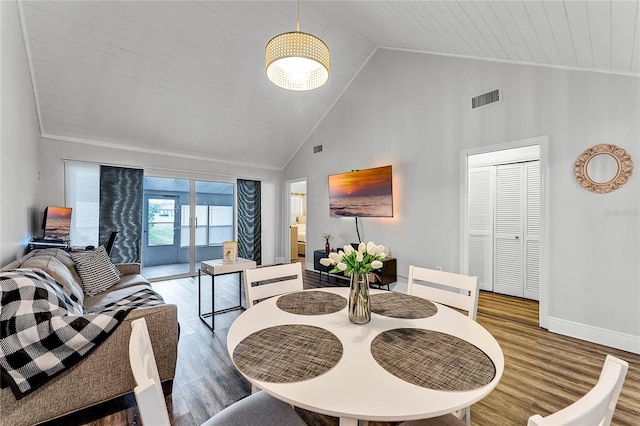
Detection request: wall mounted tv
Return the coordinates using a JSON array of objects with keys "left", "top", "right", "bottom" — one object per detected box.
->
[
  {"left": 42, "top": 206, "right": 72, "bottom": 238},
  {"left": 328, "top": 165, "right": 393, "bottom": 218}
]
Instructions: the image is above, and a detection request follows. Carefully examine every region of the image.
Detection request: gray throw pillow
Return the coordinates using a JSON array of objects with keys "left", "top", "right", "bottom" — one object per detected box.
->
[{"left": 70, "top": 246, "right": 122, "bottom": 296}]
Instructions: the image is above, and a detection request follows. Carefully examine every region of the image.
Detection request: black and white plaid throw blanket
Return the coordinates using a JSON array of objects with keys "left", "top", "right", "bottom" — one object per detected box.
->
[{"left": 0, "top": 268, "right": 165, "bottom": 399}]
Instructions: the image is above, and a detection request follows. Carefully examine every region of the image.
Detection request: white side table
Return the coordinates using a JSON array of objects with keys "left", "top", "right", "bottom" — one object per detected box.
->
[{"left": 198, "top": 257, "right": 256, "bottom": 331}]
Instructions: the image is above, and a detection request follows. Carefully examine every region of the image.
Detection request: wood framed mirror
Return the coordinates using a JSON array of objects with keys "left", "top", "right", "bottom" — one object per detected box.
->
[{"left": 574, "top": 144, "right": 633, "bottom": 193}]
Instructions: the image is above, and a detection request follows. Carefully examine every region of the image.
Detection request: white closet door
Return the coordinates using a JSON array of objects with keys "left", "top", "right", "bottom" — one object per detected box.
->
[
  {"left": 524, "top": 161, "right": 541, "bottom": 300},
  {"left": 494, "top": 164, "right": 524, "bottom": 297},
  {"left": 468, "top": 167, "right": 494, "bottom": 291}
]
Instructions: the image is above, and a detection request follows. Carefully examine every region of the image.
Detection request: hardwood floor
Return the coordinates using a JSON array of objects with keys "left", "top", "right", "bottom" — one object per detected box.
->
[
  {"left": 477, "top": 291, "right": 540, "bottom": 327},
  {"left": 44, "top": 270, "right": 640, "bottom": 426}
]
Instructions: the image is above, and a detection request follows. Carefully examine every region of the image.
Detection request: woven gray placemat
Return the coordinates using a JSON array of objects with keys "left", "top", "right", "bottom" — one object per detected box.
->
[
  {"left": 277, "top": 291, "right": 348, "bottom": 315},
  {"left": 371, "top": 328, "right": 496, "bottom": 391},
  {"left": 371, "top": 292, "right": 437, "bottom": 319},
  {"left": 233, "top": 325, "right": 343, "bottom": 383}
]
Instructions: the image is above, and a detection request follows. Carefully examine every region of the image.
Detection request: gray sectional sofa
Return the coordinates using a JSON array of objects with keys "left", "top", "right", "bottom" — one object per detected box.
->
[{"left": 0, "top": 248, "right": 179, "bottom": 426}]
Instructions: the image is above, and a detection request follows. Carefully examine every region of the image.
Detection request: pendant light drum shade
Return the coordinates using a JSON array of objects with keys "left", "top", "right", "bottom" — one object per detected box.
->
[{"left": 266, "top": 31, "right": 330, "bottom": 91}]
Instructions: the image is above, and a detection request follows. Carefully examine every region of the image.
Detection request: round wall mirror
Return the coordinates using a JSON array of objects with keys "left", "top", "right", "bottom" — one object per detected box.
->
[
  {"left": 586, "top": 152, "right": 619, "bottom": 183},
  {"left": 574, "top": 144, "right": 633, "bottom": 193}
]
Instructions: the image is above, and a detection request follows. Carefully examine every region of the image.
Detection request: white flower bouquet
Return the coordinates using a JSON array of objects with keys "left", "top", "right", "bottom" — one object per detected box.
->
[{"left": 320, "top": 241, "right": 386, "bottom": 276}]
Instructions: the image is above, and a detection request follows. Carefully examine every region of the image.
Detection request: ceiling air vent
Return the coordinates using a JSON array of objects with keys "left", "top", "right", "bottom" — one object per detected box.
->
[
  {"left": 313, "top": 145, "right": 323, "bottom": 153},
  {"left": 472, "top": 88, "right": 502, "bottom": 109}
]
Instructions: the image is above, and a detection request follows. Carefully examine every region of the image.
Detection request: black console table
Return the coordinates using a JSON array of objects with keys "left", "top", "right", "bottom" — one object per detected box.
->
[{"left": 313, "top": 249, "right": 397, "bottom": 290}]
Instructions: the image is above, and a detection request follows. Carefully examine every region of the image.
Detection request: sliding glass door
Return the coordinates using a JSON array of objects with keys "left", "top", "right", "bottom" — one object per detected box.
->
[
  {"left": 143, "top": 178, "right": 190, "bottom": 278},
  {"left": 189, "top": 180, "right": 235, "bottom": 271},
  {"left": 142, "top": 177, "right": 235, "bottom": 280}
]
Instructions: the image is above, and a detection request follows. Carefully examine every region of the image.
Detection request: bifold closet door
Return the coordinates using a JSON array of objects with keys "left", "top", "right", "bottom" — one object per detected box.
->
[
  {"left": 494, "top": 164, "right": 524, "bottom": 297},
  {"left": 468, "top": 166, "right": 494, "bottom": 292},
  {"left": 493, "top": 161, "right": 541, "bottom": 300},
  {"left": 523, "top": 161, "right": 541, "bottom": 300}
]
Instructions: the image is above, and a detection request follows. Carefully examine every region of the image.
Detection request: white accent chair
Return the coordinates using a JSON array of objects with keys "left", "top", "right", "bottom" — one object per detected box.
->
[
  {"left": 129, "top": 318, "right": 306, "bottom": 426},
  {"left": 527, "top": 355, "right": 629, "bottom": 426},
  {"left": 402, "top": 265, "right": 480, "bottom": 426},
  {"left": 244, "top": 262, "right": 304, "bottom": 308}
]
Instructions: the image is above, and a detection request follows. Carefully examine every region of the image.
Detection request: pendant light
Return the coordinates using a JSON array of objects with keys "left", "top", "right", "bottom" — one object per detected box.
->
[{"left": 265, "top": 0, "right": 330, "bottom": 91}]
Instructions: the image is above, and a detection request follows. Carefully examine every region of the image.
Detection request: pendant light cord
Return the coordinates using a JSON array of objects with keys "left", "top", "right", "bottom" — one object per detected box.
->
[{"left": 296, "top": 0, "right": 300, "bottom": 31}]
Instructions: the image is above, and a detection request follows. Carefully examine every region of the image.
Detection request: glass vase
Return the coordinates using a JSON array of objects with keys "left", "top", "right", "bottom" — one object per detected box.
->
[
  {"left": 325, "top": 239, "right": 330, "bottom": 255},
  {"left": 348, "top": 273, "right": 371, "bottom": 324}
]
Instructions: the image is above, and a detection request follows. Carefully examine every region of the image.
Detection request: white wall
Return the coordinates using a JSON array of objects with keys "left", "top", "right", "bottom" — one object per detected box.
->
[
  {"left": 38, "top": 138, "right": 284, "bottom": 264},
  {"left": 284, "top": 48, "right": 640, "bottom": 353},
  {"left": 0, "top": 0, "right": 41, "bottom": 265}
]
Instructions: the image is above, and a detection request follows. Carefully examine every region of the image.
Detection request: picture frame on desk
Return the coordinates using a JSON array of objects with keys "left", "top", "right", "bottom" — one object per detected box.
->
[{"left": 223, "top": 241, "right": 237, "bottom": 263}]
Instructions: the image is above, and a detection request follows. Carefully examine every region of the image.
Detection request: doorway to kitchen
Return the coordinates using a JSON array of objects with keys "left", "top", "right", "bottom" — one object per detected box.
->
[{"left": 288, "top": 179, "right": 307, "bottom": 263}]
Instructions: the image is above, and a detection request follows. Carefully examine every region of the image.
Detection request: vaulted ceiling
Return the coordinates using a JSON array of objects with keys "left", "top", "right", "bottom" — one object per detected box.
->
[{"left": 19, "top": 1, "right": 640, "bottom": 170}]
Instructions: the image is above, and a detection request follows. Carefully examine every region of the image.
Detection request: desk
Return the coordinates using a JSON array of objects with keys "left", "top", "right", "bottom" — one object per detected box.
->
[
  {"left": 198, "top": 258, "right": 256, "bottom": 332},
  {"left": 228, "top": 288, "right": 504, "bottom": 426},
  {"left": 28, "top": 238, "right": 70, "bottom": 252}
]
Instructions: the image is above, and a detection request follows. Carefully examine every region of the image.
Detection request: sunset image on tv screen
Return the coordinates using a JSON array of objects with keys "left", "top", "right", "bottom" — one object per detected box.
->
[
  {"left": 44, "top": 207, "right": 72, "bottom": 236},
  {"left": 329, "top": 165, "right": 393, "bottom": 217}
]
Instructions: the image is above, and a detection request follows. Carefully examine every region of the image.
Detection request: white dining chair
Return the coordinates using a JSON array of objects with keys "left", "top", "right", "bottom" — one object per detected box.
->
[
  {"left": 129, "top": 318, "right": 306, "bottom": 426},
  {"left": 405, "top": 265, "right": 480, "bottom": 426},
  {"left": 527, "top": 354, "right": 628, "bottom": 426},
  {"left": 129, "top": 319, "right": 172, "bottom": 426},
  {"left": 244, "top": 262, "right": 304, "bottom": 308},
  {"left": 407, "top": 265, "right": 479, "bottom": 320}
]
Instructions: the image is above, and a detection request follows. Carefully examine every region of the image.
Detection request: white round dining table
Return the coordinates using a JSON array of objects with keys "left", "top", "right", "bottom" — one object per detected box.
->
[{"left": 227, "top": 287, "right": 504, "bottom": 426}]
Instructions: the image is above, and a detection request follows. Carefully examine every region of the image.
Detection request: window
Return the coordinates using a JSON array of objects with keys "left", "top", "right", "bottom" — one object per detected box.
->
[
  {"left": 179, "top": 204, "right": 233, "bottom": 247},
  {"left": 65, "top": 162, "right": 100, "bottom": 246},
  {"left": 147, "top": 199, "right": 175, "bottom": 246},
  {"left": 209, "top": 205, "right": 234, "bottom": 244},
  {"left": 290, "top": 192, "right": 306, "bottom": 223}
]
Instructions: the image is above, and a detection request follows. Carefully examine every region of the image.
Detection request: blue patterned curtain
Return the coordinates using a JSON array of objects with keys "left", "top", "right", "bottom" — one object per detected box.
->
[
  {"left": 237, "top": 179, "right": 261, "bottom": 265},
  {"left": 99, "top": 166, "right": 143, "bottom": 263}
]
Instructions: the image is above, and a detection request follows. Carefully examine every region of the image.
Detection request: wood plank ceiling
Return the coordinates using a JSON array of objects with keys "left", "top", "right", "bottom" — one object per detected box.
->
[{"left": 18, "top": 1, "right": 640, "bottom": 170}]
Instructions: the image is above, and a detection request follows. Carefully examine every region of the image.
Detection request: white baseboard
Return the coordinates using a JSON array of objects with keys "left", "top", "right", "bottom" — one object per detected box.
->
[{"left": 547, "top": 317, "right": 640, "bottom": 355}]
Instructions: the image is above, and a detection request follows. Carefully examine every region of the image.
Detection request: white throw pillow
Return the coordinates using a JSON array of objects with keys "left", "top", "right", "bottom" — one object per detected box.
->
[{"left": 70, "top": 246, "right": 122, "bottom": 296}]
